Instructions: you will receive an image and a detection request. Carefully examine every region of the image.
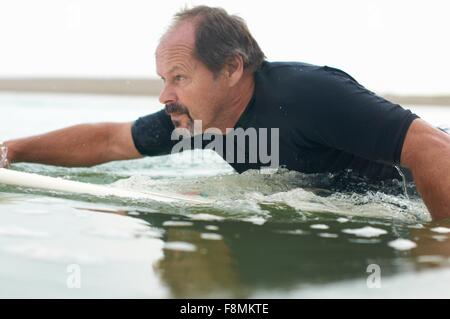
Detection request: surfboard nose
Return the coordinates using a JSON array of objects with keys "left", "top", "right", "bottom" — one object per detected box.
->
[{"left": 0, "top": 168, "right": 213, "bottom": 205}]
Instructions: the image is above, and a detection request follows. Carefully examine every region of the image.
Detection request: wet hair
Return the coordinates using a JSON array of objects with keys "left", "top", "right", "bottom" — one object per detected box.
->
[{"left": 171, "top": 5, "right": 266, "bottom": 75}]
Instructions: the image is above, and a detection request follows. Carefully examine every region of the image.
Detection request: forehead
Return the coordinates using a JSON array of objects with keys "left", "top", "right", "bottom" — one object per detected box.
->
[{"left": 156, "top": 20, "right": 197, "bottom": 73}]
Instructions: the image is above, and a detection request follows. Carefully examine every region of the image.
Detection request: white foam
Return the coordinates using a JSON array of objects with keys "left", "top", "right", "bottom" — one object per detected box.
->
[
  {"left": 329, "top": 191, "right": 430, "bottom": 222},
  {"left": 408, "top": 224, "right": 424, "bottom": 229},
  {"left": 432, "top": 235, "right": 448, "bottom": 242},
  {"left": 108, "top": 168, "right": 431, "bottom": 223},
  {"left": 337, "top": 217, "right": 349, "bottom": 223},
  {"left": 163, "top": 242, "right": 197, "bottom": 252},
  {"left": 263, "top": 189, "right": 344, "bottom": 214},
  {"left": 205, "top": 225, "right": 219, "bottom": 231},
  {"left": 276, "top": 229, "right": 305, "bottom": 235},
  {"left": 388, "top": 238, "right": 417, "bottom": 251},
  {"left": 310, "top": 224, "right": 329, "bottom": 230},
  {"left": 431, "top": 227, "right": 450, "bottom": 234},
  {"left": 342, "top": 226, "right": 387, "bottom": 238},
  {"left": 190, "top": 214, "right": 225, "bottom": 221},
  {"left": 200, "top": 233, "right": 223, "bottom": 241},
  {"left": 260, "top": 187, "right": 429, "bottom": 223},
  {"left": 319, "top": 233, "right": 339, "bottom": 238},
  {"left": 242, "top": 216, "right": 267, "bottom": 225},
  {"left": 349, "top": 239, "right": 381, "bottom": 244},
  {"left": 128, "top": 211, "right": 140, "bottom": 216},
  {"left": 162, "top": 221, "right": 194, "bottom": 227}
]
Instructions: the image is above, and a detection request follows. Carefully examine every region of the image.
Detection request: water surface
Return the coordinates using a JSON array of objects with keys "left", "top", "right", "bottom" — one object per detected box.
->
[{"left": 1, "top": 93, "right": 449, "bottom": 298}]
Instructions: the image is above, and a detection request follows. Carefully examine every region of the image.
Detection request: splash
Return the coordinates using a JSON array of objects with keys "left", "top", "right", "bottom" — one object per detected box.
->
[{"left": 113, "top": 168, "right": 431, "bottom": 223}]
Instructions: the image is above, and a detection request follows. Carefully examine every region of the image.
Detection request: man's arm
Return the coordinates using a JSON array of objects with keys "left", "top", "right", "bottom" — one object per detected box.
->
[
  {"left": 401, "top": 118, "right": 450, "bottom": 220},
  {"left": 3, "top": 122, "right": 142, "bottom": 167}
]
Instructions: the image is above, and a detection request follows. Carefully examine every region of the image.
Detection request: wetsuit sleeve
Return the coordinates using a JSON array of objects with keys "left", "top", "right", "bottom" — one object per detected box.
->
[
  {"left": 298, "top": 66, "right": 419, "bottom": 165},
  {"left": 131, "top": 109, "right": 177, "bottom": 156}
]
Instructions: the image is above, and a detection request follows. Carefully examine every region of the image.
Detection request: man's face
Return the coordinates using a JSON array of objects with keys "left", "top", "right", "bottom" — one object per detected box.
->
[{"left": 156, "top": 21, "right": 228, "bottom": 133}]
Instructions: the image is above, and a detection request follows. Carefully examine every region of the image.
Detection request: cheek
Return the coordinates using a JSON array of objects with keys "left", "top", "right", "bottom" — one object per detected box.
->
[
  {"left": 177, "top": 87, "right": 209, "bottom": 117},
  {"left": 179, "top": 78, "right": 225, "bottom": 120}
]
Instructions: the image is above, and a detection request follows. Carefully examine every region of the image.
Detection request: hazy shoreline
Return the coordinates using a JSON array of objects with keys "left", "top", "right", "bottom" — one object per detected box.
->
[
  {"left": 0, "top": 78, "right": 164, "bottom": 97},
  {"left": 0, "top": 78, "right": 449, "bottom": 106}
]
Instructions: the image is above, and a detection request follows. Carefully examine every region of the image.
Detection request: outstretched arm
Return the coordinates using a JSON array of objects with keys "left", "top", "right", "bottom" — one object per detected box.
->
[
  {"left": 3, "top": 122, "right": 142, "bottom": 167},
  {"left": 401, "top": 118, "right": 450, "bottom": 220}
]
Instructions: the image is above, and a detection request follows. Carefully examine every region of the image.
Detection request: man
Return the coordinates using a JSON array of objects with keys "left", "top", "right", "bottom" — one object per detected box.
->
[{"left": 1, "top": 6, "right": 450, "bottom": 220}]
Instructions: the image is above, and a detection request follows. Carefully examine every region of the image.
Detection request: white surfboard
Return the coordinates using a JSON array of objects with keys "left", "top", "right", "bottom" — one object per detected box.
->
[{"left": 0, "top": 168, "right": 211, "bottom": 205}]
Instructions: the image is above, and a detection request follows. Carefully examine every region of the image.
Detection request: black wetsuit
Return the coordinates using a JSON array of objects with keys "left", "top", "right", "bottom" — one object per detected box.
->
[{"left": 131, "top": 61, "right": 419, "bottom": 181}]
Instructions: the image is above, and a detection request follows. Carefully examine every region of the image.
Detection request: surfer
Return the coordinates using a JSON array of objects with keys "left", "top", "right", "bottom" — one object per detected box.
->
[{"left": 1, "top": 6, "right": 450, "bottom": 220}]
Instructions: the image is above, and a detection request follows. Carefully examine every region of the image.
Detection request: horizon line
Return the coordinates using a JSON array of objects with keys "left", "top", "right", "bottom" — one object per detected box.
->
[{"left": 0, "top": 78, "right": 449, "bottom": 106}]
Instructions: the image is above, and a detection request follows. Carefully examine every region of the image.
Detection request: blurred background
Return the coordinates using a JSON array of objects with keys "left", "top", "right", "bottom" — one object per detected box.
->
[{"left": 0, "top": 0, "right": 449, "bottom": 102}]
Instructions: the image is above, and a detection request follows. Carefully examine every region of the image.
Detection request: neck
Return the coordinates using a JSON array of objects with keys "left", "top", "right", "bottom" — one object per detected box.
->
[{"left": 212, "top": 72, "right": 255, "bottom": 133}]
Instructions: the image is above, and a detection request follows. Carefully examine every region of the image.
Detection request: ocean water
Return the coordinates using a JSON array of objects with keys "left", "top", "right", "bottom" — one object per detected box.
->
[{"left": 0, "top": 92, "right": 450, "bottom": 298}]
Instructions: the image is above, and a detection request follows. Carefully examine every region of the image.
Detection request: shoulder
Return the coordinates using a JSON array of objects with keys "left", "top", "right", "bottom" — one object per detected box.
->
[
  {"left": 256, "top": 61, "right": 361, "bottom": 94},
  {"left": 258, "top": 61, "right": 354, "bottom": 79},
  {"left": 256, "top": 61, "right": 322, "bottom": 80},
  {"left": 255, "top": 61, "right": 363, "bottom": 104}
]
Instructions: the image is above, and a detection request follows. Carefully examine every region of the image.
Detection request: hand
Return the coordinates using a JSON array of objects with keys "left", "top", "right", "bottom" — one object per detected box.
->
[{"left": 0, "top": 142, "right": 9, "bottom": 168}]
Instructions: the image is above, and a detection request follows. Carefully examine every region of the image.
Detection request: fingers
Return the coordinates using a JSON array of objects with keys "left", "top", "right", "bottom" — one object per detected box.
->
[{"left": 0, "top": 142, "right": 10, "bottom": 168}]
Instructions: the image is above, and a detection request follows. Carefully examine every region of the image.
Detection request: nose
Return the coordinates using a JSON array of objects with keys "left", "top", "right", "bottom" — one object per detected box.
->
[{"left": 159, "top": 83, "right": 177, "bottom": 105}]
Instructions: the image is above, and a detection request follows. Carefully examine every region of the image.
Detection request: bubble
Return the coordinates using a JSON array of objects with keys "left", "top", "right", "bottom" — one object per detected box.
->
[
  {"left": 388, "top": 239, "right": 417, "bottom": 251},
  {"left": 342, "top": 226, "right": 387, "bottom": 238},
  {"left": 163, "top": 242, "right": 197, "bottom": 252},
  {"left": 200, "top": 233, "right": 223, "bottom": 241}
]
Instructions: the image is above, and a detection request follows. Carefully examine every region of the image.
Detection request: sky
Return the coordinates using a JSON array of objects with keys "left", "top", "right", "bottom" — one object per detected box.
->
[{"left": 0, "top": 0, "right": 449, "bottom": 95}]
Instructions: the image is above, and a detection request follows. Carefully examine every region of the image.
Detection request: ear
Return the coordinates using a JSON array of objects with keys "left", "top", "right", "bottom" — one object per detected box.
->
[{"left": 224, "top": 55, "right": 244, "bottom": 87}]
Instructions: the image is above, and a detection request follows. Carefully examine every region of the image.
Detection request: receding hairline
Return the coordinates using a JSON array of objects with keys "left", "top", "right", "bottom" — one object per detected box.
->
[
  {"left": 158, "top": 6, "right": 265, "bottom": 75},
  {"left": 159, "top": 15, "right": 201, "bottom": 48}
]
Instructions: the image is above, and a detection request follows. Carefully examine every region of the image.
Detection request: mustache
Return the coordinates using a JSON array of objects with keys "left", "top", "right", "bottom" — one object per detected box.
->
[
  {"left": 165, "top": 103, "right": 194, "bottom": 129},
  {"left": 165, "top": 103, "right": 190, "bottom": 115}
]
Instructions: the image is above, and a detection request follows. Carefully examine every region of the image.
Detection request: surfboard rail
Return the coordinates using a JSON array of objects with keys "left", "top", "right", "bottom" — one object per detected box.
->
[{"left": 0, "top": 168, "right": 211, "bottom": 205}]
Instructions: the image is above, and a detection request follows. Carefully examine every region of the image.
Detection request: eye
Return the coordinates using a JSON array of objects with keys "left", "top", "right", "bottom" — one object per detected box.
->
[{"left": 174, "top": 75, "right": 185, "bottom": 82}]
